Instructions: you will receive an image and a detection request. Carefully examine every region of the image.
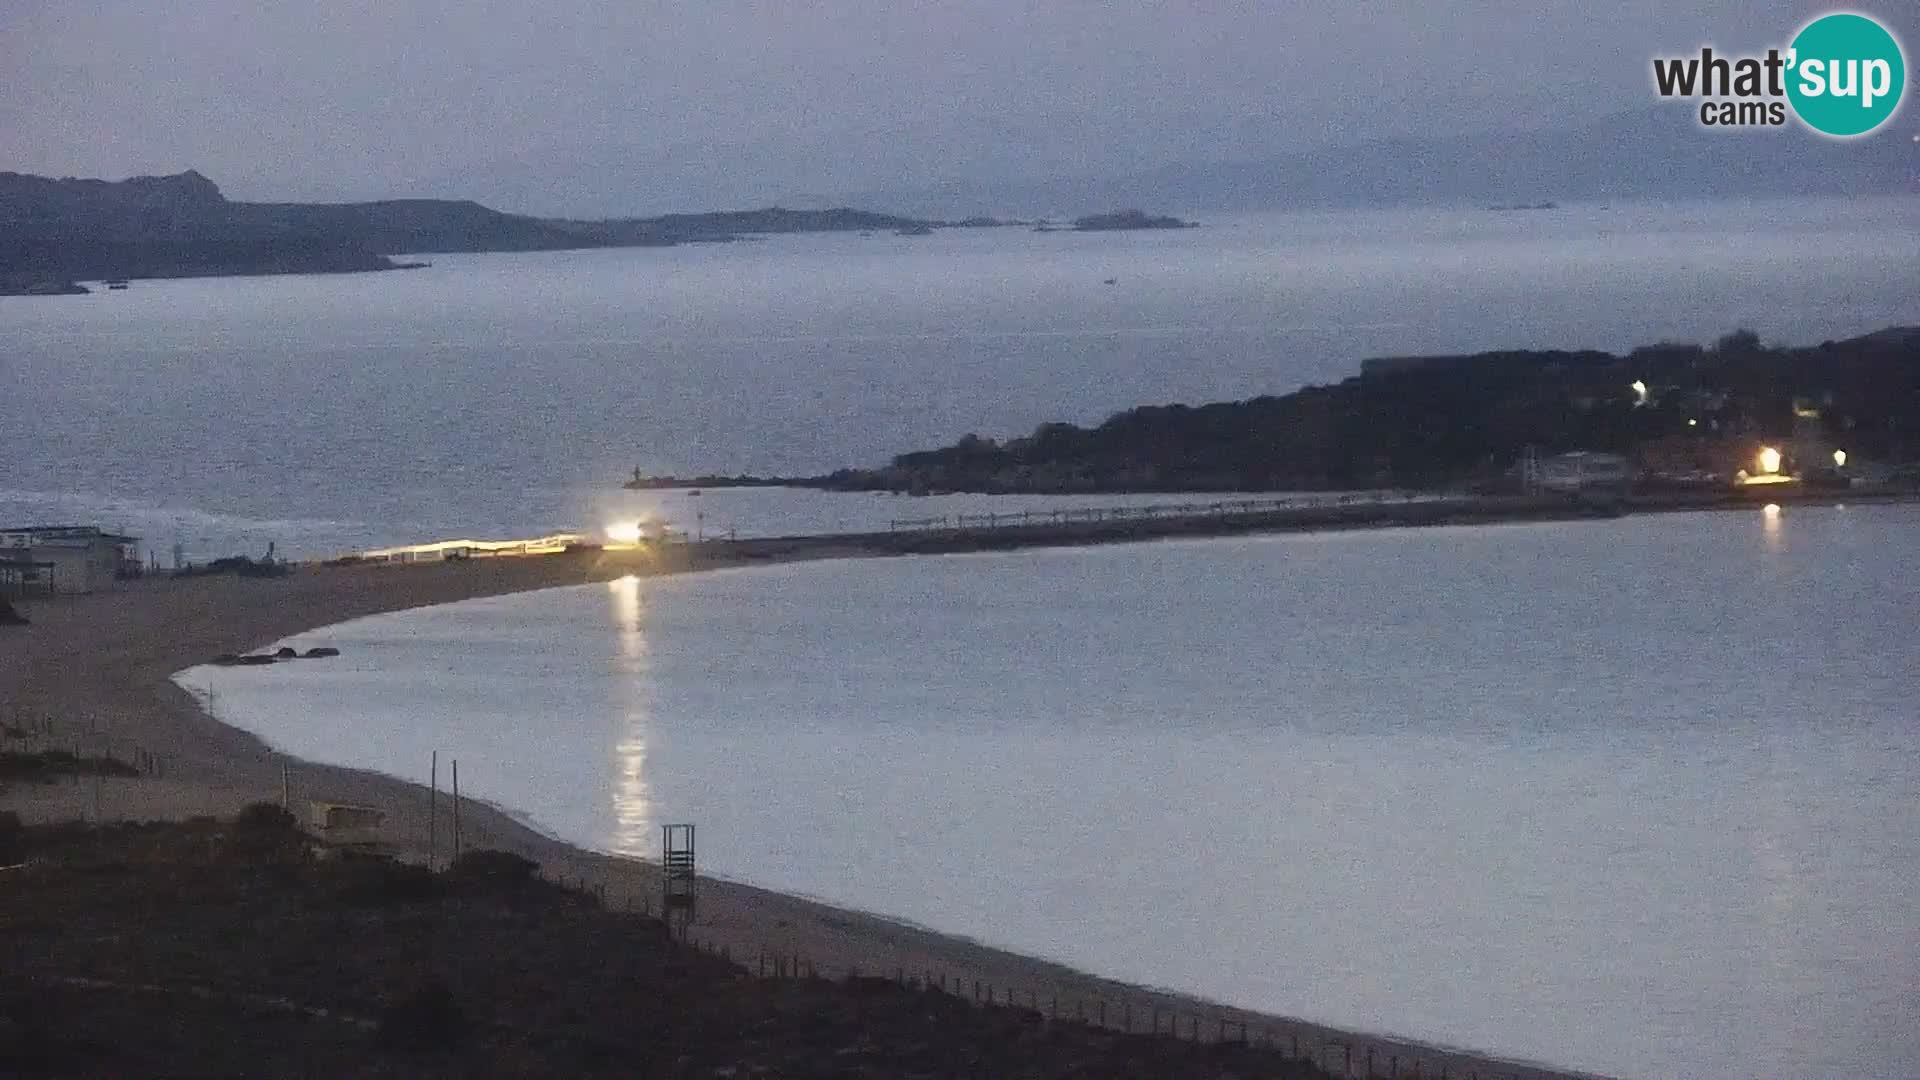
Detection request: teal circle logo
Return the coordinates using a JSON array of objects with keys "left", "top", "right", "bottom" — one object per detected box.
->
[{"left": 1786, "top": 13, "right": 1906, "bottom": 136}]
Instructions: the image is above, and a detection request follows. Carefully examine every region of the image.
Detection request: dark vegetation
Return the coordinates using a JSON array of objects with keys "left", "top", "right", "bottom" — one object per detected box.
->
[
  {"left": 0, "top": 171, "right": 956, "bottom": 291},
  {"left": 171, "top": 554, "right": 292, "bottom": 579},
  {"left": 623, "top": 472, "right": 787, "bottom": 490},
  {"left": 1070, "top": 209, "right": 1196, "bottom": 230},
  {"left": 0, "top": 812, "right": 1336, "bottom": 1078},
  {"left": 0, "top": 750, "right": 141, "bottom": 785},
  {"left": 811, "top": 327, "right": 1920, "bottom": 493}
]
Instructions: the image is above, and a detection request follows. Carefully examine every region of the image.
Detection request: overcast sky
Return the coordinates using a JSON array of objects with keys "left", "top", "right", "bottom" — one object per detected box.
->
[{"left": 0, "top": 1, "right": 1865, "bottom": 215}]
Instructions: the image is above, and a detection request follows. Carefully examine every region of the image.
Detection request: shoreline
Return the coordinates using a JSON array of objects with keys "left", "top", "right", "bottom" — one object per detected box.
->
[{"left": 12, "top": 492, "right": 1902, "bottom": 1079}]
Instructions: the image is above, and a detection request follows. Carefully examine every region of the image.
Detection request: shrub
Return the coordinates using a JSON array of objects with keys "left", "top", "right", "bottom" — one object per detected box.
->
[
  {"left": 328, "top": 856, "right": 442, "bottom": 906},
  {"left": 374, "top": 980, "right": 467, "bottom": 1053},
  {"left": 227, "top": 802, "right": 305, "bottom": 863},
  {"left": 235, "top": 802, "right": 299, "bottom": 833},
  {"left": 446, "top": 849, "right": 539, "bottom": 889},
  {"left": 0, "top": 751, "right": 138, "bottom": 784}
]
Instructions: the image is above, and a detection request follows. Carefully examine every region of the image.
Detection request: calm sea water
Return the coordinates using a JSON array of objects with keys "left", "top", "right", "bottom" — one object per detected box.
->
[
  {"left": 183, "top": 506, "right": 1920, "bottom": 1080},
  {"left": 5, "top": 197, "right": 1919, "bottom": 558}
]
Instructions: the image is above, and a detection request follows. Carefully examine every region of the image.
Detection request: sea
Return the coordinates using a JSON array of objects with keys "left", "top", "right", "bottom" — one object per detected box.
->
[
  {"left": 3, "top": 196, "right": 1917, "bottom": 558},
  {"left": 179, "top": 508, "right": 1920, "bottom": 1080},
  {"left": 9, "top": 196, "right": 1920, "bottom": 1078}
]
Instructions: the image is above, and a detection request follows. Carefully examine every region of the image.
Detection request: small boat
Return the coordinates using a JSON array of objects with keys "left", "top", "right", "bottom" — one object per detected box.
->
[
  {"left": 1103, "top": 277, "right": 1117, "bottom": 285},
  {"left": 105, "top": 278, "right": 130, "bottom": 291}
]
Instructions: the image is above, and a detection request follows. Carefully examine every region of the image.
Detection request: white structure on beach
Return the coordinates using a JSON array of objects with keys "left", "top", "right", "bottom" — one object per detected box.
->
[
  {"left": 0, "top": 525, "right": 142, "bottom": 596},
  {"left": 1533, "top": 452, "right": 1633, "bottom": 496},
  {"left": 353, "top": 533, "right": 587, "bottom": 564}
]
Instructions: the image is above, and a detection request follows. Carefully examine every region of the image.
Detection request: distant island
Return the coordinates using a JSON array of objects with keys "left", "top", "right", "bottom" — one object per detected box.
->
[
  {"left": 622, "top": 470, "right": 785, "bottom": 491},
  {"left": 0, "top": 172, "right": 1213, "bottom": 294},
  {"left": 1070, "top": 209, "right": 1196, "bottom": 231},
  {"left": 794, "top": 328, "right": 1920, "bottom": 494},
  {"left": 0, "top": 171, "right": 971, "bottom": 294},
  {"left": 1487, "top": 201, "right": 1560, "bottom": 212}
]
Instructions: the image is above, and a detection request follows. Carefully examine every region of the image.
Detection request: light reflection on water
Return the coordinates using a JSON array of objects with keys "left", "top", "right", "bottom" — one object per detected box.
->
[{"left": 608, "top": 574, "right": 653, "bottom": 858}]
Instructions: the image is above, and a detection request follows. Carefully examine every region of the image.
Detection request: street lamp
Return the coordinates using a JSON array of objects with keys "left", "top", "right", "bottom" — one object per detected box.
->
[
  {"left": 1832, "top": 449, "right": 1847, "bottom": 468},
  {"left": 1757, "top": 446, "right": 1782, "bottom": 475}
]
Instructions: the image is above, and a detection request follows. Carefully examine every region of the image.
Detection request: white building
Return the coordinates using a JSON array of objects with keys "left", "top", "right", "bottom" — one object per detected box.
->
[
  {"left": 0, "top": 525, "right": 142, "bottom": 595},
  {"left": 1534, "top": 452, "right": 1633, "bottom": 496}
]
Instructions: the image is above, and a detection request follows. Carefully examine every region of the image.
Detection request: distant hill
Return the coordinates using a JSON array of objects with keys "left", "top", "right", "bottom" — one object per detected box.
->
[
  {"left": 849, "top": 107, "right": 1919, "bottom": 216},
  {"left": 0, "top": 171, "right": 947, "bottom": 293},
  {"left": 0, "top": 171, "right": 396, "bottom": 291},
  {"left": 233, "top": 197, "right": 585, "bottom": 254},
  {"left": 810, "top": 328, "right": 1920, "bottom": 493}
]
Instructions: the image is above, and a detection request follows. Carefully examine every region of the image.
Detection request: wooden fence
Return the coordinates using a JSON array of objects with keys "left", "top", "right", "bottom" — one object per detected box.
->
[{"left": 534, "top": 867, "right": 1580, "bottom": 1080}]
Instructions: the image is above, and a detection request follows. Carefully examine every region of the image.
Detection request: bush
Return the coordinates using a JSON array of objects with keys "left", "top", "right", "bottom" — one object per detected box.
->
[
  {"left": 446, "top": 849, "right": 538, "bottom": 888},
  {"left": 227, "top": 802, "right": 305, "bottom": 863},
  {"left": 0, "top": 751, "right": 140, "bottom": 784},
  {"left": 235, "top": 802, "right": 298, "bottom": 833},
  {"left": 374, "top": 980, "right": 467, "bottom": 1053},
  {"left": 328, "top": 856, "right": 442, "bottom": 907},
  {"left": 0, "top": 811, "right": 20, "bottom": 865}
]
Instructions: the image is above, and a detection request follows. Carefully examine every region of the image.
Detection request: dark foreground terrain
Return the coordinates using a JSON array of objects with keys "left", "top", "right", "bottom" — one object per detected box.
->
[{"left": 0, "top": 811, "right": 1336, "bottom": 1078}]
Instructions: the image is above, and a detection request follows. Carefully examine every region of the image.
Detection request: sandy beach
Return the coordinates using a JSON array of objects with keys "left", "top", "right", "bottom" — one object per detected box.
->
[{"left": 2, "top": 534, "right": 1620, "bottom": 1079}]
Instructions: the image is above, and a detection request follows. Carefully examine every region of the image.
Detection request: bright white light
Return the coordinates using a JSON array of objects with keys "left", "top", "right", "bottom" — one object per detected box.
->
[
  {"left": 1832, "top": 449, "right": 1847, "bottom": 468},
  {"left": 1763, "top": 503, "right": 1781, "bottom": 516},
  {"left": 1686, "top": 418, "right": 1698, "bottom": 427},
  {"left": 605, "top": 520, "right": 646, "bottom": 545},
  {"left": 1630, "top": 380, "right": 1649, "bottom": 406},
  {"left": 1757, "top": 446, "right": 1782, "bottom": 475}
]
